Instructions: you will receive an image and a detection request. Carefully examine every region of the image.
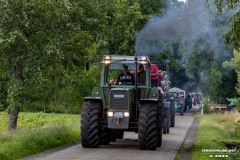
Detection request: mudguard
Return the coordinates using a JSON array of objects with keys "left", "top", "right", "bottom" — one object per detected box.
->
[{"left": 84, "top": 97, "right": 102, "bottom": 103}]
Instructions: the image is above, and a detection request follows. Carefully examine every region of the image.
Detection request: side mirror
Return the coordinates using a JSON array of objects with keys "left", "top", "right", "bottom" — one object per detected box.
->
[{"left": 86, "top": 61, "right": 90, "bottom": 70}]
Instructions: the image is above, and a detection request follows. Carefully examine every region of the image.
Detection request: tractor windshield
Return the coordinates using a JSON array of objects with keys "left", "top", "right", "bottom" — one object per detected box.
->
[
  {"left": 107, "top": 63, "right": 146, "bottom": 86},
  {"left": 100, "top": 55, "right": 150, "bottom": 87}
]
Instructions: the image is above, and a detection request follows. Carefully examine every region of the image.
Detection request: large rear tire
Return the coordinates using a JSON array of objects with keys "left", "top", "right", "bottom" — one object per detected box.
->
[
  {"left": 109, "top": 130, "right": 124, "bottom": 142},
  {"left": 138, "top": 103, "right": 158, "bottom": 150},
  {"left": 157, "top": 94, "right": 163, "bottom": 147},
  {"left": 116, "top": 130, "right": 124, "bottom": 139},
  {"left": 81, "top": 101, "right": 100, "bottom": 148},
  {"left": 110, "top": 130, "right": 117, "bottom": 142},
  {"left": 163, "top": 107, "right": 170, "bottom": 134},
  {"left": 184, "top": 100, "right": 187, "bottom": 112},
  {"left": 167, "top": 112, "right": 170, "bottom": 133},
  {"left": 170, "top": 100, "right": 175, "bottom": 127},
  {"left": 163, "top": 118, "right": 167, "bottom": 134},
  {"left": 180, "top": 104, "right": 184, "bottom": 116},
  {"left": 100, "top": 128, "right": 111, "bottom": 145},
  {"left": 157, "top": 103, "right": 163, "bottom": 147}
]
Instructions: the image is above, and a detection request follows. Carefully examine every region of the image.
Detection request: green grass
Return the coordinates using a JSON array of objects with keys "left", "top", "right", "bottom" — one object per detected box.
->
[
  {"left": 191, "top": 112, "right": 240, "bottom": 160},
  {"left": 0, "top": 112, "right": 80, "bottom": 160}
]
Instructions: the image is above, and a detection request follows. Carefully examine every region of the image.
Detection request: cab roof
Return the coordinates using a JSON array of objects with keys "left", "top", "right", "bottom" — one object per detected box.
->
[{"left": 100, "top": 55, "right": 151, "bottom": 64}]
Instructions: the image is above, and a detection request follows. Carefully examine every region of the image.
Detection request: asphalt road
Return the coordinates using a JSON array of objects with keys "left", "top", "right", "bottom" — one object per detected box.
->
[{"left": 21, "top": 106, "right": 198, "bottom": 160}]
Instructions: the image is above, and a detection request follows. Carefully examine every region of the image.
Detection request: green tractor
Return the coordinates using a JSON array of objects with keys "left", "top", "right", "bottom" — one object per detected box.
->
[{"left": 81, "top": 55, "right": 163, "bottom": 150}]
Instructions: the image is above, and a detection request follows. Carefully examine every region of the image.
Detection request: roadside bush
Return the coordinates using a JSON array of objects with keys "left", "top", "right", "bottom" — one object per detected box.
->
[
  {"left": 235, "top": 120, "right": 240, "bottom": 139},
  {"left": 192, "top": 112, "right": 240, "bottom": 160},
  {"left": 236, "top": 98, "right": 240, "bottom": 112},
  {"left": 0, "top": 112, "right": 8, "bottom": 132},
  {"left": 0, "top": 103, "right": 5, "bottom": 111},
  {"left": 0, "top": 124, "right": 80, "bottom": 160},
  {"left": 202, "top": 99, "right": 211, "bottom": 114},
  {"left": 0, "top": 112, "right": 80, "bottom": 160}
]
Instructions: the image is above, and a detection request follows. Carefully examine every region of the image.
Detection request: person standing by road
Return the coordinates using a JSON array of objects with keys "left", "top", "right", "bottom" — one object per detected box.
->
[
  {"left": 227, "top": 97, "right": 238, "bottom": 111},
  {"left": 226, "top": 97, "right": 232, "bottom": 112}
]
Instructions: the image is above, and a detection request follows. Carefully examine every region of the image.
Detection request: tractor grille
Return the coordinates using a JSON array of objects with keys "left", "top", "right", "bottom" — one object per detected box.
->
[{"left": 110, "top": 90, "right": 128, "bottom": 109}]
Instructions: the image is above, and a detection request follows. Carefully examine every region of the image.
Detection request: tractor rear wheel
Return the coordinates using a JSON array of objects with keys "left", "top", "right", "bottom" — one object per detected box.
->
[
  {"left": 157, "top": 103, "right": 163, "bottom": 147},
  {"left": 163, "top": 118, "right": 167, "bottom": 134},
  {"left": 100, "top": 128, "right": 111, "bottom": 145},
  {"left": 167, "top": 113, "right": 170, "bottom": 133},
  {"left": 81, "top": 101, "right": 100, "bottom": 148},
  {"left": 110, "top": 130, "right": 117, "bottom": 142},
  {"left": 170, "top": 100, "right": 175, "bottom": 127},
  {"left": 116, "top": 130, "right": 124, "bottom": 139},
  {"left": 138, "top": 103, "right": 157, "bottom": 150},
  {"left": 180, "top": 104, "right": 184, "bottom": 116}
]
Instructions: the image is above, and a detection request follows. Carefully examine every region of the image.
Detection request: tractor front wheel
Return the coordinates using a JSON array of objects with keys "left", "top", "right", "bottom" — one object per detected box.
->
[
  {"left": 138, "top": 103, "right": 158, "bottom": 150},
  {"left": 81, "top": 101, "right": 100, "bottom": 148},
  {"left": 100, "top": 128, "right": 111, "bottom": 145},
  {"left": 163, "top": 118, "right": 167, "bottom": 134}
]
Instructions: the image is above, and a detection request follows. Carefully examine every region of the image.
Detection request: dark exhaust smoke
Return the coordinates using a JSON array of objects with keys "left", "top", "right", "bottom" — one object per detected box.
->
[{"left": 134, "top": 0, "right": 237, "bottom": 92}]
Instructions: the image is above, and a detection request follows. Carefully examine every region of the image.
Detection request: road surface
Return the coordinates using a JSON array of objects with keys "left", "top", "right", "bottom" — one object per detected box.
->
[{"left": 21, "top": 106, "right": 198, "bottom": 160}]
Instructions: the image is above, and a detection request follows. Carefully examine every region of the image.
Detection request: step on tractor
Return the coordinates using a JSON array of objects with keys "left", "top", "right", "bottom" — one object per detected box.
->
[{"left": 81, "top": 55, "right": 164, "bottom": 150}]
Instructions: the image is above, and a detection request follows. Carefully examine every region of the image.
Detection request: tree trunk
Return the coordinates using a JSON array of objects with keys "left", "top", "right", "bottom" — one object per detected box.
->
[
  {"left": 8, "top": 106, "right": 19, "bottom": 130},
  {"left": 8, "top": 65, "right": 23, "bottom": 130},
  {"left": 54, "top": 81, "right": 61, "bottom": 113},
  {"left": 54, "top": 83, "right": 58, "bottom": 113}
]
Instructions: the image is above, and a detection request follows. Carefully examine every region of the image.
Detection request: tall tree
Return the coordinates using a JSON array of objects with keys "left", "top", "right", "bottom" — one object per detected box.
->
[
  {"left": 0, "top": 0, "right": 94, "bottom": 130},
  {"left": 232, "top": 50, "right": 240, "bottom": 94},
  {"left": 209, "top": 68, "right": 223, "bottom": 102},
  {"left": 211, "top": 0, "right": 240, "bottom": 49},
  {"left": 0, "top": 0, "right": 171, "bottom": 121}
]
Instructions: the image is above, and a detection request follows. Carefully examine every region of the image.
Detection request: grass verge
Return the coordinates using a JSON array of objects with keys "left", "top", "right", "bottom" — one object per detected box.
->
[
  {"left": 0, "top": 112, "right": 80, "bottom": 160},
  {"left": 191, "top": 111, "right": 240, "bottom": 160}
]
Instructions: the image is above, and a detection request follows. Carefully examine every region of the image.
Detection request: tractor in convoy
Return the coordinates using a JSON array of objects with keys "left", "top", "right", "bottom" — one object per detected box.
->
[
  {"left": 81, "top": 55, "right": 164, "bottom": 150},
  {"left": 170, "top": 88, "right": 185, "bottom": 116}
]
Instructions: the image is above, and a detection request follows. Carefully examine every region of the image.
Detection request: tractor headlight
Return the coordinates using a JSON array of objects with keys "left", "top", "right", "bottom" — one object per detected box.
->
[
  {"left": 124, "top": 112, "right": 130, "bottom": 117},
  {"left": 94, "top": 92, "right": 99, "bottom": 95},
  {"left": 152, "top": 93, "right": 158, "bottom": 97},
  {"left": 104, "top": 60, "right": 111, "bottom": 64},
  {"left": 140, "top": 56, "right": 147, "bottom": 64},
  {"left": 104, "top": 55, "right": 111, "bottom": 60},
  {"left": 141, "top": 56, "right": 147, "bottom": 61},
  {"left": 104, "top": 55, "right": 111, "bottom": 64},
  {"left": 107, "top": 111, "right": 113, "bottom": 117}
]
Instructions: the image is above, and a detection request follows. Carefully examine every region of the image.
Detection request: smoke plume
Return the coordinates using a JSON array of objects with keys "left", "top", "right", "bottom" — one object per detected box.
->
[{"left": 135, "top": 0, "right": 237, "bottom": 92}]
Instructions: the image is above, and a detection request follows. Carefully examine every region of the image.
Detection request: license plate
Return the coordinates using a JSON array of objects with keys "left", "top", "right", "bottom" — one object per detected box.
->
[{"left": 114, "top": 112, "right": 123, "bottom": 118}]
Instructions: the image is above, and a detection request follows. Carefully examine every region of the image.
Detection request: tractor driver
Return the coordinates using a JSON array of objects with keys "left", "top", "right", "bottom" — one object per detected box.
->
[{"left": 116, "top": 64, "right": 135, "bottom": 85}]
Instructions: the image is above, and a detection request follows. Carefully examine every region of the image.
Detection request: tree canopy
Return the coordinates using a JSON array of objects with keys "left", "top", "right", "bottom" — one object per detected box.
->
[{"left": 210, "top": 0, "right": 240, "bottom": 50}]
